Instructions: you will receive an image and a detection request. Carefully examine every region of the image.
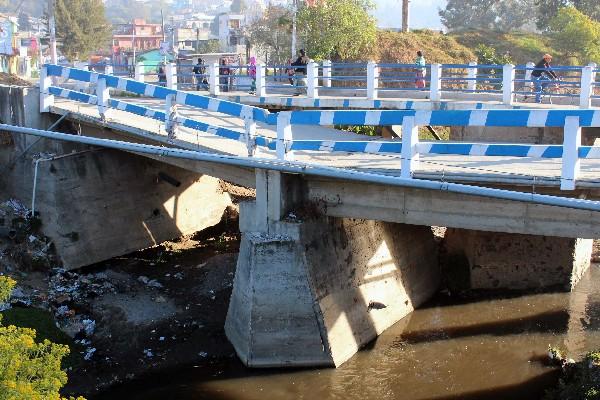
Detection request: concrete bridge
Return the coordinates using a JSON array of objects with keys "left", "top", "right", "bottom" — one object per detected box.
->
[{"left": 2, "top": 64, "right": 600, "bottom": 369}]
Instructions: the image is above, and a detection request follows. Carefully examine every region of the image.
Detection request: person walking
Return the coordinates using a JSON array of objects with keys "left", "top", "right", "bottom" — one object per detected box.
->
[
  {"left": 414, "top": 50, "right": 426, "bottom": 89},
  {"left": 219, "top": 59, "right": 230, "bottom": 92},
  {"left": 157, "top": 62, "right": 166, "bottom": 86},
  {"left": 192, "top": 58, "right": 208, "bottom": 91},
  {"left": 286, "top": 58, "right": 295, "bottom": 85},
  {"left": 248, "top": 56, "right": 257, "bottom": 95},
  {"left": 291, "top": 49, "right": 309, "bottom": 95},
  {"left": 532, "top": 54, "right": 558, "bottom": 103}
]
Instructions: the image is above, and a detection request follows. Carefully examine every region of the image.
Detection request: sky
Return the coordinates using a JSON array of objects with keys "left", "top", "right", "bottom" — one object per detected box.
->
[{"left": 372, "top": 0, "right": 447, "bottom": 29}]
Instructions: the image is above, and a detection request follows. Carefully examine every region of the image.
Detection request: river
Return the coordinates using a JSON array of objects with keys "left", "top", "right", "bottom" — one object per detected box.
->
[{"left": 96, "top": 263, "right": 600, "bottom": 400}]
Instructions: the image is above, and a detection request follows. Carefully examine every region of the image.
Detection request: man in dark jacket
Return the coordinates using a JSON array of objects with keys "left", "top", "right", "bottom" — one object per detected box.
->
[
  {"left": 192, "top": 58, "right": 208, "bottom": 91},
  {"left": 532, "top": 54, "right": 558, "bottom": 103},
  {"left": 291, "top": 49, "right": 309, "bottom": 95}
]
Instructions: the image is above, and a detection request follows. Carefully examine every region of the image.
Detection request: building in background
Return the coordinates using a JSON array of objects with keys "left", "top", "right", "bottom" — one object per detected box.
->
[
  {"left": 113, "top": 19, "right": 163, "bottom": 53},
  {"left": 218, "top": 13, "right": 246, "bottom": 53}
]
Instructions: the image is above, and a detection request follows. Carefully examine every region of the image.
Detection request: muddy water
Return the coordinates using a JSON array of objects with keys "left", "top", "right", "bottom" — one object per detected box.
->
[{"left": 98, "top": 264, "right": 600, "bottom": 400}]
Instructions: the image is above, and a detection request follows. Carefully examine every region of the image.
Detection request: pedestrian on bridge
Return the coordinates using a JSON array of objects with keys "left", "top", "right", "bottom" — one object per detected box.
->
[
  {"left": 532, "top": 54, "right": 558, "bottom": 103},
  {"left": 219, "top": 59, "right": 230, "bottom": 92},
  {"left": 248, "top": 56, "right": 257, "bottom": 95},
  {"left": 193, "top": 58, "right": 208, "bottom": 91},
  {"left": 292, "top": 49, "right": 309, "bottom": 96},
  {"left": 415, "top": 51, "right": 426, "bottom": 89}
]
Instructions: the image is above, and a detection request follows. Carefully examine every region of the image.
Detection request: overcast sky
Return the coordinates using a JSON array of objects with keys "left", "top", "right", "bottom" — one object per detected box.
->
[{"left": 373, "top": 0, "right": 447, "bottom": 29}]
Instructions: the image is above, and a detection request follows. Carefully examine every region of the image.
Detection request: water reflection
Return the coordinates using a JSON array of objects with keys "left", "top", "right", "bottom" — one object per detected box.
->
[{"left": 97, "top": 265, "right": 600, "bottom": 400}]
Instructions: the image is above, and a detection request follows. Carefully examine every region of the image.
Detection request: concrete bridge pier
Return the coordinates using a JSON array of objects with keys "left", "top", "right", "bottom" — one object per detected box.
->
[
  {"left": 225, "top": 171, "right": 441, "bottom": 367},
  {"left": 443, "top": 229, "right": 593, "bottom": 291}
]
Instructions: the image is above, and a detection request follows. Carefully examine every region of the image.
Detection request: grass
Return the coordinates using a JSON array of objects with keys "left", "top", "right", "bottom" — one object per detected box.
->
[{"left": 1, "top": 307, "right": 83, "bottom": 369}]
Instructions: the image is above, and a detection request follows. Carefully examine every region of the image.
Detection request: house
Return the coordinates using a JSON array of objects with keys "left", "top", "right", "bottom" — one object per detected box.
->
[{"left": 113, "top": 19, "right": 163, "bottom": 52}]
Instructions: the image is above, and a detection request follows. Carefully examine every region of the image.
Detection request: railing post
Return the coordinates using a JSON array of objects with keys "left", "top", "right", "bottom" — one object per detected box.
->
[
  {"left": 430, "top": 63, "right": 442, "bottom": 101},
  {"left": 40, "top": 65, "right": 54, "bottom": 113},
  {"left": 165, "top": 93, "right": 178, "bottom": 142},
  {"left": 322, "top": 60, "right": 332, "bottom": 88},
  {"left": 524, "top": 61, "right": 535, "bottom": 92},
  {"left": 209, "top": 63, "right": 220, "bottom": 96},
  {"left": 502, "top": 64, "right": 515, "bottom": 105},
  {"left": 104, "top": 64, "right": 113, "bottom": 75},
  {"left": 367, "top": 61, "right": 379, "bottom": 100},
  {"left": 97, "top": 77, "right": 110, "bottom": 121},
  {"left": 255, "top": 63, "right": 266, "bottom": 97},
  {"left": 579, "top": 65, "right": 595, "bottom": 108},
  {"left": 561, "top": 116, "right": 581, "bottom": 190},
  {"left": 135, "top": 62, "right": 144, "bottom": 83},
  {"left": 166, "top": 63, "right": 177, "bottom": 90},
  {"left": 242, "top": 107, "right": 257, "bottom": 157},
  {"left": 467, "top": 61, "right": 477, "bottom": 91},
  {"left": 400, "top": 116, "right": 420, "bottom": 178},
  {"left": 276, "top": 111, "right": 294, "bottom": 161},
  {"left": 307, "top": 61, "right": 319, "bottom": 99}
]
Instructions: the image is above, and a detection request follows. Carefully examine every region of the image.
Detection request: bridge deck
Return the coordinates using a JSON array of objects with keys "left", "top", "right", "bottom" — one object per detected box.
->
[{"left": 51, "top": 98, "right": 600, "bottom": 189}]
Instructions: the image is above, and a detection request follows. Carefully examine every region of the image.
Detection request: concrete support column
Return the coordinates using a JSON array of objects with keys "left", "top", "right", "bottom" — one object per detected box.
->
[
  {"left": 467, "top": 61, "right": 477, "bottom": 92},
  {"left": 525, "top": 61, "right": 535, "bottom": 92},
  {"left": 503, "top": 64, "right": 515, "bottom": 105},
  {"left": 166, "top": 63, "right": 177, "bottom": 90},
  {"left": 444, "top": 228, "right": 593, "bottom": 291},
  {"left": 255, "top": 64, "right": 266, "bottom": 97},
  {"left": 367, "top": 61, "right": 379, "bottom": 100},
  {"left": 226, "top": 196, "right": 440, "bottom": 367},
  {"left": 430, "top": 63, "right": 442, "bottom": 101},
  {"left": 580, "top": 65, "right": 595, "bottom": 109},
  {"left": 40, "top": 66, "right": 54, "bottom": 113},
  {"left": 209, "top": 63, "right": 220, "bottom": 96},
  {"left": 322, "top": 60, "right": 332, "bottom": 88},
  {"left": 307, "top": 61, "right": 319, "bottom": 99},
  {"left": 134, "top": 62, "right": 144, "bottom": 83}
]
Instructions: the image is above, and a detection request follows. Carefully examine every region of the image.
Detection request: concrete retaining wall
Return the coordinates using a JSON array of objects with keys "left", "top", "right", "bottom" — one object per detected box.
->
[
  {"left": 226, "top": 203, "right": 440, "bottom": 367},
  {"left": 0, "top": 85, "right": 232, "bottom": 269},
  {"left": 444, "top": 228, "right": 593, "bottom": 291}
]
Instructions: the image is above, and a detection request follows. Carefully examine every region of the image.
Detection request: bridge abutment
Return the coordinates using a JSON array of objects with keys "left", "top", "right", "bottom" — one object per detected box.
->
[
  {"left": 443, "top": 228, "right": 593, "bottom": 291},
  {"left": 226, "top": 172, "right": 440, "bottom": 367}
]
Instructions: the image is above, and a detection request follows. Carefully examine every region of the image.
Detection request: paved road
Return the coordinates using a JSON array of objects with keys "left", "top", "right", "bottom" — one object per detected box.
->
[{"left": 51, "top": 98, "right": 600, "bottom": 189}]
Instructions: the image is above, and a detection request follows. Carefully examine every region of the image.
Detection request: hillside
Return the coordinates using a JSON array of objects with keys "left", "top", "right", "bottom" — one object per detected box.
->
[
  {"left": 372, "top": 30, "right": 476, "bottom": 64},
  {"left": 371, "top": 29, "right": 566, "bottom": 66},
  {"left": 450, "top": 30, "right": 561, "bottom": 65}
]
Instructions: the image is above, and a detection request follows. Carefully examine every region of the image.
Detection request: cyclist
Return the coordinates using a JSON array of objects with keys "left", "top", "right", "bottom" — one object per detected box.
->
[{"left": 532, "top": 54, "right": 558, "bottom": 103}]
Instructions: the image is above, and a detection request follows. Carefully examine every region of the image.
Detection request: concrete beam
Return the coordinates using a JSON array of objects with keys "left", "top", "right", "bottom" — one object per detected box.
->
[{"left": 306, "top": 178, "right": 600, "bottom": 239}]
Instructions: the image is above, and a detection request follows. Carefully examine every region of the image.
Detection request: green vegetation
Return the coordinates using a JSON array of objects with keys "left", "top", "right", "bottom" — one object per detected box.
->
[
  {"left": 548, "top": 6, "right": 600, "bottom": 65},
  {"left": 373, "top": 30, "right": 475, "bottom": 64},
  {"left": 297, "top": 0, "right": 377, "bottom": 61},
  {"left": 545, "top": 348, "right": 600, "bottom": 399},
  {"left": 248, "top": 5, "right": 293, "bottom": 64},
  {"left": 55, "top": 0, "right": 112, "bottom": 61},
  {"left": 0, "top": 276, "right": 83, "bottom": 400}
]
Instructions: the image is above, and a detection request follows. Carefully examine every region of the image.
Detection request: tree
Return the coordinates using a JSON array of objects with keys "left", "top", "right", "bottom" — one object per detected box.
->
[
  {"left": 230, "top": 0, "right": 247, "bottom": 14},
  {"left": 55, "top": 0, "right": 112, "bottom": 61},
  {"left": 197, "top": 39, "right": 221, "bottom": 54},
  {"left": 536, "top": 0, "right": 600, "bottom": 29},
  {"left": 248, "top": 5, "right": 292, "bottom": 63},
  {"left": 297, "top": 0, "right": 377, "bottom": 61},
  {"left": 0, "top": 276, "right": 84, "bottom": 400},
  {"left": 440, "top": 0, "right": 537, "bottom": 31},
  {"left": 548, "top": 6, "right": 600, "bottom": 63}
]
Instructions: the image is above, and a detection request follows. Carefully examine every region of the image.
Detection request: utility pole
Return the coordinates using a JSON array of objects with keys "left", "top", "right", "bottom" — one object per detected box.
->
[
  {"left": 402, "top": 0, "right": 410, "bottom": 33},
  {"left": 291, "top": 0, "right": 297, "bottom": 58},
  {"left": 131, "top": 19, "right": 136, "bottom": 64},
  {"left": 48, "top": 0, "right": 57, "bottom": 63}
]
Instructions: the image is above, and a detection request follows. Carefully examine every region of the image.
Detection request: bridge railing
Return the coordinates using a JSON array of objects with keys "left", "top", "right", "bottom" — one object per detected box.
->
[
  {"left": 41, "top": 64, "right": 600, "bottom": 191},
  {"left": 109, "top": 60, "right": 599, "bottom": 108}
]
